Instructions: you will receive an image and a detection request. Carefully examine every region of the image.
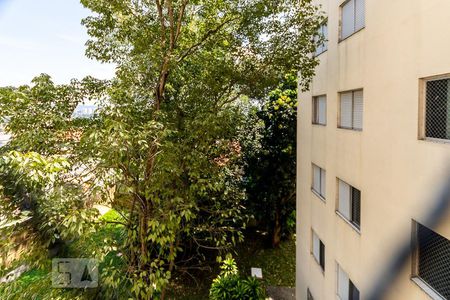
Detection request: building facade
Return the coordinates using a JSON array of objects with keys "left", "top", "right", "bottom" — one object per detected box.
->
[{"left": 296, "top": 1, "right": 450, "bottom": 299}]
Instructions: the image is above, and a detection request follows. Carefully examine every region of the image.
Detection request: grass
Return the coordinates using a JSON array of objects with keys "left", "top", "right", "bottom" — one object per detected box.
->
[
  {"left": 0, "top": 209, "right": 126, "bottom": 300},
  {"left": 236, "top": 231, "right": 296, "bottom": 288},
  {"left": 1, "top": 212, "right": 295, "bottom": 299},
  {"left": 169, "top": 231, "right": 296, "bottom": 299}
]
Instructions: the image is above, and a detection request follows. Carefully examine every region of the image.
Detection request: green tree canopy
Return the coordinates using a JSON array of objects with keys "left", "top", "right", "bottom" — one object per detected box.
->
[{"left": 0, "top": 1, "right": 324, "bottom": 299}]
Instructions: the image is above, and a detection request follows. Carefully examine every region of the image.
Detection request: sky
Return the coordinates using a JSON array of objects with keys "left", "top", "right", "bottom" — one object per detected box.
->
[{"left": 0, "top": 0, "right": 115, "bottom": 87}]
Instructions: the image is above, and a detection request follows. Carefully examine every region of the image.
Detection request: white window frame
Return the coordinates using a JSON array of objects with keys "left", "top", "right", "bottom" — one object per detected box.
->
[
  {"left": 312, "top": 95, "right": 327, "bottom": 125},
  {"left": 340, "top": 0, "right": 365, "bottom": 41},
  {"left": 337, "top": 263, "right": 360, "bottom": 300},
  {"left": 312, "top": 164, "right": 326, "bottom": 200},
  {"left": 411, "top": 221, "right": 448, "bottom": 300},
  {"left": 339, "top": 90, "right": 364, "bottom": 131},
  {"left": 419, "top": 74, "right": 450, "bottom": 143},
  {"left": 315, "top": 22, "right": 328, "bottom": 56},
  {"left": 311, "top": 230, "right": 325, "bottom": 272},
  {"left": 336, "top": 179, "right": 361, "bottom": 231}
]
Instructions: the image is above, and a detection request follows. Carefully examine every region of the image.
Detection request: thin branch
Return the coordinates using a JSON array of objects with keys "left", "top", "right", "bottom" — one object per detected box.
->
[
  {"left": 155, "top": 0, "right": 166, "bottom": 48},
  {"left": 167, "top": 0, "right": 175, "bottom": 50},
  {"left": 216, "top": 93, "right": 242, "bottom": 110},
  {"left": 175, "top": 0, "right": 189, "bottom": 41},
  {"left": 177, "top": 17, "right": 239, "bottom": 63}
]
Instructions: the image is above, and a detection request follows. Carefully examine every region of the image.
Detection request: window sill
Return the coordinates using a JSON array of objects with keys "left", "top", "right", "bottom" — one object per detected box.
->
[
  {"left": 411, "top": 277, "right": 446, "bottom": 300},
  {"left": 335, "top": 211, "right": 361, "bottom": 234},
  {"left": 419, "top": 137, "right": 450, "bottom": 145},
  {"left": 312, "top": 123, "right": 327, "bottom": 127},
  {"left": 311, "top": 189, "right": 326, "bottom": 203},
  {"left": 337, "top": 126, "right": 362, "bottom": 132},
  {"left": 338, "top": 27, "right": 365, "bottom": 43}
]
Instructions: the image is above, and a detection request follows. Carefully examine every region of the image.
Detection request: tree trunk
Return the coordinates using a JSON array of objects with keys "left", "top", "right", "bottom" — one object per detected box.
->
[{"left": 272, "top": 209, "right": 282, "bottom": 248}]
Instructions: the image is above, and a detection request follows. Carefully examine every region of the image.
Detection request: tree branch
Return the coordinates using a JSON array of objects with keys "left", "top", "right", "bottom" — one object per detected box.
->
[
  {"left": 167, "top": 0, "right": 175, "bottom": 50},
  {"left": 177, "top": 17, "right": 239, "bottom": 63},
  {"left": 155, "top": 0, "right": 166, "bottom": 48},
  {"left": 175, "top": 0, "right": 189, "bottom": 41}
]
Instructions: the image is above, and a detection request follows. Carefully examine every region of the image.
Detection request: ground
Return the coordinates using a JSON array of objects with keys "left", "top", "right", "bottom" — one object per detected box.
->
[{"left": 0, "top": 211, "right": 295, "bottom": 300}]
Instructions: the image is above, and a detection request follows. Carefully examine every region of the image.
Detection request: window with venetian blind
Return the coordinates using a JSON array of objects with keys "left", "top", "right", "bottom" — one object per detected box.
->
[
  {"left": 337, "top": 179, "right": 361, "bottom": 230},
  {"left": 313, "top": 95, "right": 327, "bottom": 125},
  {"left": 340, "top": 0, "right": 365, "bottom": 40},
  {"left": 337, "top": 264, "right": 360, "bottom": 300},
  {"left": 312, "top": 164, "right": 326, "bottom": 199},
  {"left": 315, "top": 23, "right": 328, "bottom": 56},
  {"left": 312, "top": 231, "right": 325, "bottom": 271},
  {"left": 339, "top": 90, "right": 363, "bottom": 130}
]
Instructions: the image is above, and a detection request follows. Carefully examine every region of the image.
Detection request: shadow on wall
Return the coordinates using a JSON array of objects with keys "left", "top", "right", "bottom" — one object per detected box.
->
[{"left": 367, "top": 168, "right": 450, "bottom": 300}]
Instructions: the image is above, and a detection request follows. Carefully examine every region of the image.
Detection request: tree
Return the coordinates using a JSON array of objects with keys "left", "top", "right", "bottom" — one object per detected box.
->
[
  {"left": 0, "top": 151, "right": 98, "bottom": 269},
  {"left": 0, "top": 76, "right": 105, "bottom": 275},
  {"left": 0, "top": 0, "right": 324, "bottom": 298},
  {"left": 242, "top": 74, "right": 297, "bottom": 248},
  {"left": 77, "top": 0, "right": 323, "bottom": 298},
  {"left": 0, "top": 74, "right": 107, "bottom": 155}
]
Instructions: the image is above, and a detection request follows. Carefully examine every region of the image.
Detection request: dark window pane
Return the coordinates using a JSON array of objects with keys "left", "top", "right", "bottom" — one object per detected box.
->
[
  {"left": 425, "top": 79, "right": 450, "bottom": 140},
  {"left": 320, "top": 241, "right": 325, "bottom": 271},
  {"left": 417, "top": 224, "right": 450, "bottom": 299},
  {"left": 349, "top": 280, "right": 360, "bottom": 300},
  {"left": 307, "top": 288, "right": 314, "bottom": 300},
  {"left": 351, "top": 188, "right": 361, "bottom": 228},
  {"left": 313, "top": 98, "right": 318, "bottom": 124}
]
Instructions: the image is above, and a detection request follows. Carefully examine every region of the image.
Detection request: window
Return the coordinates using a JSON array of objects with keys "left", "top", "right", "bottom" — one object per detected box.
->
[
  {"left": 337, "top": 179, "right": 361, "bottom": 230},
  {"left": 312, "top": 164, "right": 326, "bottom": 199},
  {"left": 313, "top": 96, "right": 327, "bottom": 125},
  {"left": 340, "top": 0, "right": 365, "bottom": 40},
  {"left": 312, "top": 231, "right": 325, "bottom": 271},
  {"left": 337, "top": 264, "right": 360, "bottom": 300},
  {"left": 315, "top": 23, "right": 328, "bottom": 56},
  {"left": 422, "top": 77, "right": 450, "bottom": 141},
  {"left": 307, "top": 288, "right": 314, "bottom": 300},
  {"left": 412, "top": 222, "right": 450, "bottom": 299},
  {"left": 339, "top": 90, "right": 363, "bottom": 130}
]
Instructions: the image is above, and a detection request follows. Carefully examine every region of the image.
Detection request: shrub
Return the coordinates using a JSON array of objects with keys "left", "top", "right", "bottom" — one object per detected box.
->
[{"left": 210, "top": 257, "right": 265, "bottom": 300}]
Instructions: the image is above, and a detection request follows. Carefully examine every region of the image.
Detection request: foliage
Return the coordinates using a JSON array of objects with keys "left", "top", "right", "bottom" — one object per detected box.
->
[
  {"left": 0, "top": 74, "right": 107, "bottom": 155},
  {"left": 74, "top": 0, "right": 324, "bottom": 298},
  {"left": 209, "top": 257, "right": 265, "bottom": 300},
  {"left": 242, "top": 74, "right": 297, "bottom": 247},
  {"left": 0, "top": 151, "right": 98, "bottom": 269},
  {"left": 0, "top": 209, "right": 129, "bottom": 300},
  {"left": 236, "top": 233, "right": 296, "bottom": 287},
  {"left": 286, "top": 210, "right": 297, "bottom": 234},
  {"left": 0, "top": 0, "right": 323, "bottom": 298}
]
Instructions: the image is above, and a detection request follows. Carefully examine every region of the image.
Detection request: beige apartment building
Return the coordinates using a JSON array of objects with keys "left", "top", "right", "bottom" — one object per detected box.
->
[{"left": 296, "top": 0, "right": 450, "bottom": 299}]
